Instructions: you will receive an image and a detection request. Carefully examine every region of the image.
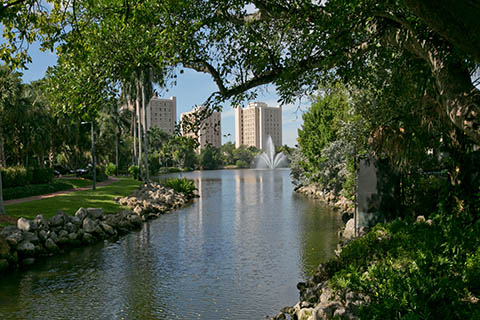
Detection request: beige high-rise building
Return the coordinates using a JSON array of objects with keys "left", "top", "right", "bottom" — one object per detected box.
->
[
  {"left": 181, "top": 106, "right": 221, "bottom": 153},
  {"left": 145, "top": 96, "right": 177, "bottom": 135},
  {"left": 235, "top": 102, "right": 282, "bottom": 149}
]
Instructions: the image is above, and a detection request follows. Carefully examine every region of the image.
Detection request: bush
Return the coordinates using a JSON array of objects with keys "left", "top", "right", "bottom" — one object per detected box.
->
[
  {"left": 1, "top": 166, "right": 30, "bottom": 188},
  {"left": 105, "top": 163, "right": 116, "bottom": 176},
  {"left": 235, "top": 160, "right": 249, "bottom": 168},
  {"left": 128, "top": 165, "right": 139, "bottom": 179},
  {"left": 31, "top": 167, "right": 54, "bottom": 184},
  {"left": 84, "top": 166, "right": 108, "bottom": 182},
  {"left": 2, "top": 181, "right": 73, "bottom": 200},
  {"left": 164, "top": 177, "right": 197, "bottom": 196}
]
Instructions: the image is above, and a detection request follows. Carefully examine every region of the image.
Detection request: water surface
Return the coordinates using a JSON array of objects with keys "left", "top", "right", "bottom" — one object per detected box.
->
[{"left": 0, "top": 169, "right": 342, "bottom": 319}]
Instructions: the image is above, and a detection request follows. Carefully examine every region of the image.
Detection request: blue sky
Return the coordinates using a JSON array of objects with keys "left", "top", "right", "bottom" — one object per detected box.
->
[{"left": 20, "top": 42, "right": 306, "bottom": 147}]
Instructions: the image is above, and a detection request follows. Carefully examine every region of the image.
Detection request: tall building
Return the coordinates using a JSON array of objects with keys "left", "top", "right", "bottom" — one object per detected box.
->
[
  {"left": 181, "top": 106, "right": 222, "bottom": 152},
  {"left": 145, "top": 95, "right": 177, "bottom": 135},
  {"left": 235, "top": 102, "right": 282, "bottom": 149}
]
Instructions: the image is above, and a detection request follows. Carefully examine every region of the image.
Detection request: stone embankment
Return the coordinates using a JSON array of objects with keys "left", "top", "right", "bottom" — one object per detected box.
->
[
  {"left": 295, "top": 185, "right": 353, "bottom": 222},
  {"left": 0, "top": 183, "right": 195, "bottom": 274}
]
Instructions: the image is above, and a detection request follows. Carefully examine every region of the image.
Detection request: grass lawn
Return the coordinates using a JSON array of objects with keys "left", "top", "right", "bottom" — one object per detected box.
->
[
  {"left": 56, "top": 177, "right": 94, "bottom": 189},
  {"left": 3, "top": 178, "right": 142, "bottom": 223}
]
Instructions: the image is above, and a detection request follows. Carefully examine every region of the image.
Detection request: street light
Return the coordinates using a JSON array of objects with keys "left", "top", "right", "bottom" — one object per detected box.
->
[{"left": 81, "top": 121, "right": 96, "bottom": 190}]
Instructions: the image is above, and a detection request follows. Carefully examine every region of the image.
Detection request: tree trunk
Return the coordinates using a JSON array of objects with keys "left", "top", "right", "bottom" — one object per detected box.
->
[
  {"left": 115, "top": 128, "right": 119, "bottom": 176},
  {"left": 0, "top": 169, "right": 4, "bottom": 215},
  {"left": 141, "top": 80, "right": 150, "bottom": 183},
  {"left": 132, "top": 100, "right": 137, "bottom": 166},
  {"left": 0, "top": 126, "right": 5, "bottom": 167},
  {"left": 136, "top": 81, "right": 143, "bottom": 181}
]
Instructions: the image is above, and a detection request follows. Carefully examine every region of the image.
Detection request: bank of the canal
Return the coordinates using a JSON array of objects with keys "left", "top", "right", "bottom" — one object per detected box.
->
[{"left": 0, "top": 169, "right": 344, "bottom": 319}]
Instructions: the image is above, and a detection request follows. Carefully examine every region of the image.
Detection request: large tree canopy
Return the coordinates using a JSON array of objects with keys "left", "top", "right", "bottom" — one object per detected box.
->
[{"left": 2, "top": 0, "right": 479, "bottom": 143}]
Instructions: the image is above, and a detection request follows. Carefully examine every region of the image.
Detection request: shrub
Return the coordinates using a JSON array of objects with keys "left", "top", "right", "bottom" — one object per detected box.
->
[
  {"left": 1, "top": 166, "right": 30, "bottom": 188},
  {"left": 105, "top": 163, "right": 116, "bottom": 176},
  {"left": 2, "top": 181, "right": 73, "bottom": 200},
  {"left": 84, "top": 166, "right": 108, "bottom": 182},
  {"left": 31, "top": 167, "right": 54, "bottom": 184},
  {"left": 128, "top": 165, "right": 139, "bottom": 179},
  {"left": 235, "top": 160, "right": 249, "bottom": 168},
  {"left": 164, "top": 177, "right": 197, "bottom": 196}
]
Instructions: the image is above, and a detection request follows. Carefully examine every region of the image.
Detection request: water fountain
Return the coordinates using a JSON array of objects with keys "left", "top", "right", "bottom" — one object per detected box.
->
[{"left": 256, "top": 135, "right": 288, "bottom": 169}]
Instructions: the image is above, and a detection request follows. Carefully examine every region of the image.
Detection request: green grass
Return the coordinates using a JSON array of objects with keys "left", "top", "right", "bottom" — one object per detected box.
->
[
  {"left": 56, "top": 177, "right": 93, "bottom": 189},
  {"left": 4, "top": 178, "right": 142, "bottom": 221}
]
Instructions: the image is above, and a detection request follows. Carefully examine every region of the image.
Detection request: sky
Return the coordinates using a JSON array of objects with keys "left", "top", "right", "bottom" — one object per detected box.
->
[{"left": 19, "top": 41, "right": 307, "bottom": 147}]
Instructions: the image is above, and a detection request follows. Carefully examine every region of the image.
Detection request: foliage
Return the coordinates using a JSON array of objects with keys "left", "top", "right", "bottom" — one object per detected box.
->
[
  {"left": 164, "top": 178, "right": 197, "bottom": 197},
  {"left": 235, "top": 160, "right": 249, "bottom": 168},
  {"left": 326, "top": 210, "right": 480, "bottom": 319},
  {"left": 198, "top": 145, "right": 221, "bottom": 170},
  {"left": 128, "top": 165, "right": 140, "bottom": 179},
  {"left": 83, "top": 166, "right": 108, "bottom": 182},
  {"left": 0, "top": 166, "right": 54, "bottom": 188},
  {"left": 31, "top": 167, "right": 54, "bottom": 184},
  {"left": 2, "top": 181, "right": 72, "bottom": 201},
  {"left": 105, "top": 163, "right": 116, "bottom": 176}
]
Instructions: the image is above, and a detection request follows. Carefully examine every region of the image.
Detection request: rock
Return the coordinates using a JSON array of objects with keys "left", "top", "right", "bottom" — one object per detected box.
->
[
  {"left": 87, "top": 208, "right": 103, "bottom": 220},
  {"left": 50, "top": 210, "right": 67, "bottom": 227},
  {"left": 0, "top": 237, "right": 10, "bottom": 258},
  {"left": 104, "top": 213, "right": 122, "bottom": 229},
  {"left": 23, "top": 232, "right": 40, "bottom": 245},
  {"left": 48, "top": 231, "right": 59, "bottom": 243},
  {"left": 34, "top": 215, "right": 48, "bottom": 229},
  {"left": 128, "top": 214, "right": 142, "bottom": 228},
  {"left": 75, "top": 207, "right": 88, "bottom": 222},
  {"left": 22, "top": 257, "right": 36, "bottom": 266},
  {"left": 71, "top": 216, "right": 82, "bottom": 226},
  {"left": 17, "top": 241, "right": 35, "bottom": 256},
  {"left": 6, "top": 231, "right": 24, "bottom": 247},
  {"left": 65, "top": 222, "right": 78, "bottom": 234},
  {"left": 38, "top": 230, "right": 48, "bottom": 242},
  {"left": 17, "top": 218, "right": 37, "bottom": 232},
  {"left": 342, "top": 219, "right": 355, "bottom": 240},
  {"left": 57, "top": 230, "right": 70, "bottom": 245},
  {"left": 0, "top": 258, "right": 9, "bottom": 272},
  {"left": 58, "top": 230, "right": 68, "bottom": 238},
  {"left": 99, "top": 221, "right": 115, "bottom": 236},
  {"left": 7, "top": 251, "right": 18, "bottom": 265},
  {"left": 45, "top": 238, "right": 59, "bottom": 252},
  {"left": 297, "top": 307, "right": 313, "bottom": 320},
  {"left": 0, "top": 226, "right": 18, "bottom": 238},
  {"left": 82, "top": 232, "right": 95, "bottom": 244},
  {"left": 82, "top": 217, "right": 98, "bottom": 234},
  {"left": 68, "top": 233, "right": 79, "bottom": 243}
]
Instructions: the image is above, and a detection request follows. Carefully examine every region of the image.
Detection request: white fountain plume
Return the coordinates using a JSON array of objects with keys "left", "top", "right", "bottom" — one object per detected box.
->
[{"left": 256, "top": 136, "right": 288, "bottom": 169}]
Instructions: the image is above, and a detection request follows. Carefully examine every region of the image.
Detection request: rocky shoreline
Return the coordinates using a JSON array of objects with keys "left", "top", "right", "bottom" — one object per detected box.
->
[
  {"left": 0, "top": 182, "right": 196, "bottom": 274},
  {"left": 267, "top": 185, "right": 364, "bottom": 320}
]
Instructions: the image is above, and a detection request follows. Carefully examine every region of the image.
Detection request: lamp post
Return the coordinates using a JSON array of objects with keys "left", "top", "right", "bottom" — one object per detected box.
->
[{"left": 81, "top": 121, "right": 96, "bottom": 190}]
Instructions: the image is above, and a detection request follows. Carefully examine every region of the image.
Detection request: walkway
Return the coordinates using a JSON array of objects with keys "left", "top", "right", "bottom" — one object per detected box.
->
[{"left": 4, "top": 177, "right": 120, "bottom": 205}]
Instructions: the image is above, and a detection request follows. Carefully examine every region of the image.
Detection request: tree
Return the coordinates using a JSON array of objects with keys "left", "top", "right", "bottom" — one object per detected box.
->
[{"left": 199, "top": 145, "right": 221, "bottom": 170}]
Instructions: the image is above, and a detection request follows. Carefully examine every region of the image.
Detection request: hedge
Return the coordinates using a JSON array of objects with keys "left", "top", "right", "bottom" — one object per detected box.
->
[
  {"left": 2, "top": 181, "right": 73, "bottom": 200},
  {"left": 1, "top": 167, "right": 53, "bottom": 188}
]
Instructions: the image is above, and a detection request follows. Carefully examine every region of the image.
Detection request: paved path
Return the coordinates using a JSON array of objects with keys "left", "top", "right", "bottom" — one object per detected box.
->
[{"left": 4, "top": 177, "right": 120, "bottom": 205}]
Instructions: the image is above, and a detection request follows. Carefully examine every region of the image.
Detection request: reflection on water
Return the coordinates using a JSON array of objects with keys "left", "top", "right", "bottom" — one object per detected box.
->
[{"left": 0, "top": 169, "right": 342, "bottom": 319}]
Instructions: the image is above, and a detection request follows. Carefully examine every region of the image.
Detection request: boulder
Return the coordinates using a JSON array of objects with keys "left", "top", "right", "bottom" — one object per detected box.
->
[
  {"left": 34, "top": 215, "right": 48, "bottom": 229},
  {"left": 296, "top": 307, "right": 313, "bottom": 320},
  {"left": 342, "top": 219, "right": 355, "bottom": 240},
  {"left": 87, "top": 208, "right": 103, "bottom": 220},
  {"left": 65, "top": 222, "right": 78, "bottom": 234},
  {"left": 74, "top": 207, "right": 88, "bottom": 222},
  {"left": 6, "top": 231, "right": 24, "bottom": 247},
  {"left": 17, "top": 218, "right": 37, "bottom": 232},
  {"left": 71, "top": 216, "right": 82, "bottom": 226},
  {"left": 17, "top": 241, "right": 35, "bottom": 256},
  {"left": 23, "top": 232, "right": 40, "bottom": 245},
  {"left": 49, "top": 210, "right": 67, "bottom": 227},
  {"left": 38, "top": 230, "right": 48, "bottom": 242},
  {"left": 82, "top": 232, "right": 95, "bottom": 244},
  {"left": 48, "top": 231, "right": 59, "bottom": 243},
  {"left": 99, "top": 221, "right": 115, "bottom": 236},
  {"left": 82, "top": 217, "right": 98, "bottom": 234},
  {"left": 128, "top": 214, "right": 143, "bottom": 228}
]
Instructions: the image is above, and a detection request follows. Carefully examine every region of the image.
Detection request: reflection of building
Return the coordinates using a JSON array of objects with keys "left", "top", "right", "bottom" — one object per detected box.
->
[
  {"left": 145, "top": 95, "right": 177, "bottom": 134},
  {"left": 234, "top": 102, "right": 282, "bottom": 149},
  {"left": 181, "top": 106, "right": 221, "bottom": 152}
]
